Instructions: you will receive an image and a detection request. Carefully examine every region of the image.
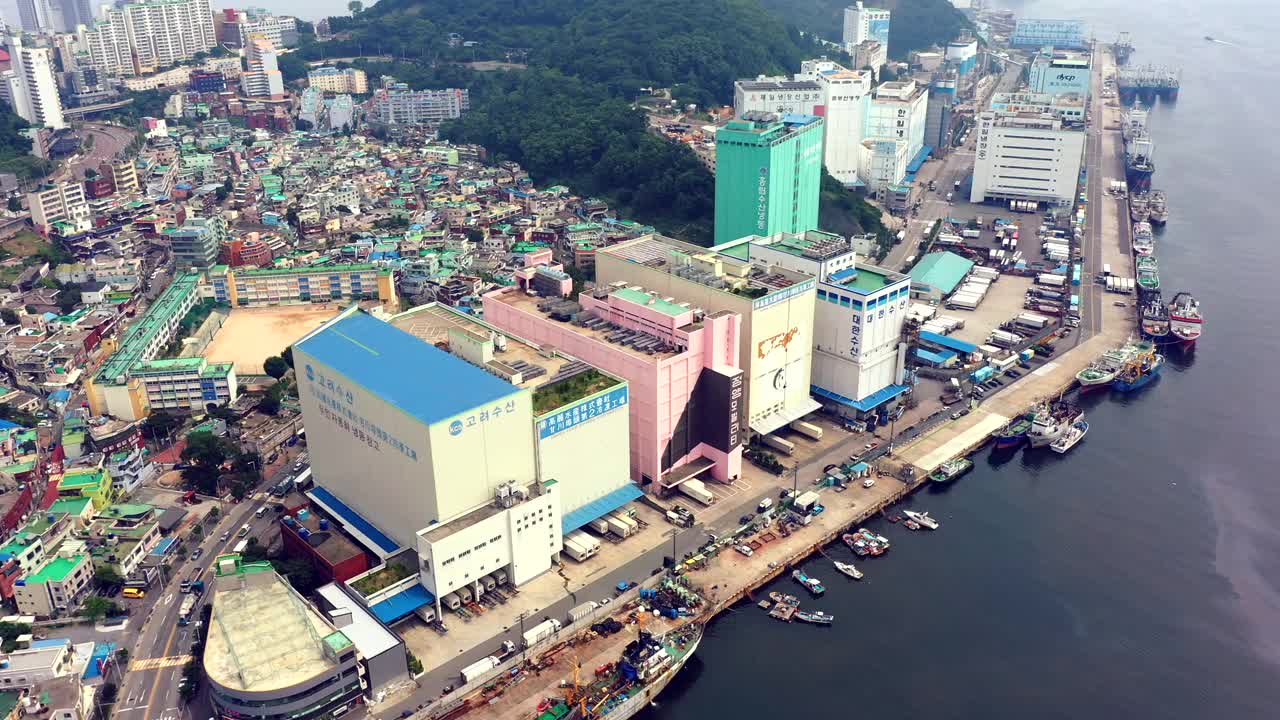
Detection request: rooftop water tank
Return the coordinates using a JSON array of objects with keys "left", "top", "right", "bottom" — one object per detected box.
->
[
  {"left": 318, "top": 518, "right": 329, "bottom": 530},
  {"left": 298, "top": 509, "right": 311, "bottom": 521}
]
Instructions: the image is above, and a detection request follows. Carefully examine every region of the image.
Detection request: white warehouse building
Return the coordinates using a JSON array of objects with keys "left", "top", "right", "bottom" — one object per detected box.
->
[{"left": 970, "top": 109, "right": 1086, "bottom": 207}]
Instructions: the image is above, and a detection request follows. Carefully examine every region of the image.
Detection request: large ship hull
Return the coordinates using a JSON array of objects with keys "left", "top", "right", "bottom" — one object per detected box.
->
[
  {"left": 567, "top": 625, "right": 703, "bottom": 720},
  {"left": 1126, "top": 163, "right": 1154, "bottom": 193}
]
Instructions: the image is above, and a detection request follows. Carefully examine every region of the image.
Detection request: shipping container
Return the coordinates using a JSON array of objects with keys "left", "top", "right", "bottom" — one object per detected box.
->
[
  {"left": 678, "top": 478, "right": 716, "bottom": 506},
  {"left": 936, "top": 233, "right": 964, "bottom": 246},
  {"left": 962, "top": 229, "right": 981, "bottom": 239},
  {"left": 588, "top": 518, "right": 611, "bottom": 535},
  {"left": 568, "top": 601, "right": 599, "bottom": 624},
  {"left": 989, "top": 330, "right": 1022, "bottom": 348},
  {"left": 990, "top": 355, "right": 1018, "bottom": 371},
  {"left": 762, "top": 435, "right": 795, "bottom": 456},
  {"left": 789, "top": 420, "right": 823, "bottom": 440},
  {"left": 1015, "top": 312, "right": 1051, "bottom": 329},
  {"left": 947, "top": 295, "right": 981, "bottom": 310},
  {"left": 523, "top": 618, "right": 562, "bottom": 648},
  {"left": 608, "top": 511, "right": 639, "bottom": 533},
  {"left": 1036, "top": 274, "right": 1067, "bottom": 288},
  {"left": 460, "top": 656, "right": 500, "bottom": 684},
  {"left": 606, "top": 516, "right": 634, "bottom": 538}
]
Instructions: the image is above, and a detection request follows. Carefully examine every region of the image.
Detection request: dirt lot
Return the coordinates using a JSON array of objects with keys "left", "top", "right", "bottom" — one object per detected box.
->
[{"left": 204, "top": 305, "right": 340, "bottom": 375}]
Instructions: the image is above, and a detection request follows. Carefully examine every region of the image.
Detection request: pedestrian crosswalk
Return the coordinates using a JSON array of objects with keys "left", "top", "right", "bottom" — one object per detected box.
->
[{"left": 129, "top": 655, "right": 193, "bottom": 670}]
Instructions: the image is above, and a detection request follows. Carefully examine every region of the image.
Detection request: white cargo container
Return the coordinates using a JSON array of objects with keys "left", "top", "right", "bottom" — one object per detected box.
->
[
  {"left": 959, "top": 284, "right": 989, "bottom": 297},
  {"left": 962, "top": 229, "right": 981, "bottom": 239},
  {"left": 567, "top": 601, "right": 599, "bottom": 623},
  {"left": 567, "top": 530, "right": 600, "bottom": 556},
  {"left": 678, "top": 479, "right": 716, "bottom": 506},
  {"left": 789, "top": 420, "right": 823, "bottom": 440},
  {"left": 989, "top": 330, "right": 1022, "bottom": 348},
  {"left": 1037, "top": 274, "right": 1067, "bottom": 287},
  {"left": 762, "top": 435, "right": 795, "bottom": 456},
  {"left": 936, "top": 233, "right": 964, "bottom": 245},
  {"left": 1015, "top": 312, "right": 1052, "bottom": 330},
  {"left": 460, "top": 656, "right": 500, "bottom": 684},
  {"left": 523, "top": 618, "right": 562, "bottom": 648},
  {"left": 606, "top": 516, "right": 634, "bottom": 538},
  {"left": 922, "top": 321, "right": 950, "bottom": 335},
  {"left": 937, "top": 315, "right": 966, "bottom": 329},
  {"left": 965, "top": 276, "right": 993, "bottom": 287},
  {"left": 973, "top": 267, "right": 999, "bottom": 280},
  {"left": 990, "top": 355, "right": 1018, "bottom": 371},
  {"left": 562, "top": 536, "right": 594, "bottom": 562},
  {"left": 947, "top": 295, "right": 981, "bottom": 310},
  {"left": 608, "top": 511, "right": 639, "bottom": 534},
  {"left": 587, "top": 518, "right": 611, "bottom": 535}
]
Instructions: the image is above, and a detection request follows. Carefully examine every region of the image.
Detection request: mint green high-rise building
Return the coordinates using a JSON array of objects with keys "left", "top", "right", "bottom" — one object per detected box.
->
[{"left": 714, "top": 113, "right": 825, "bottom": 246}]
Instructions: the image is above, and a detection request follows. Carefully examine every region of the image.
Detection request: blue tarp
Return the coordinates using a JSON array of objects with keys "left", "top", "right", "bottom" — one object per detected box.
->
[
  {"left": 906, "top": 145, "right": 934, "bottom": 174},
  {"left": 309, "top": 486, "right": 399, "bottom": 555},
  {"left": 561, "top": 483, "right": 645, "bottom": 534},
  {"left": 915, "top": 347, "right": 958, "bottom": 365},
  {"left": 919, "top": 330, "right": 978, "bottom": 354},
  {"left": 148, "top": 537, "right": 176, "bottom": 556},
  {"left": 49, "top": 389, "right": 71, "bottom": 403},
  {"left": 82, "top": 642, "right": 115, "bottom": 679},
  {"left": 0, "top": 420, "right": 19, "bottom": 430},
  {"left": 811, "top": 383, "right": 910, "bottom": 412},
  {"left": 370, "top": 584, "right": 435, "bottom": 624}
]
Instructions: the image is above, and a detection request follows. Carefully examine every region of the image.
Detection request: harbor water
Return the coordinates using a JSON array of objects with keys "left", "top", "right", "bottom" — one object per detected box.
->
[{"left": 645, "top": 0, "right": 1280, "bottom": 717}]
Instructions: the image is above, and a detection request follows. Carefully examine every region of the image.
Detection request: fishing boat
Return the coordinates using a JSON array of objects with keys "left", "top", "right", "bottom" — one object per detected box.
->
[
  {"left": 1128, "top": 193, "right": 1150, "bottom": 222},
  {"left": 901, "top": 510, "right": 940, "bottom": 530},
  {"left": 1131, "top": 221, "right": 1154, "bottom": 256},
  {"left": 928, "top": 457, "right": 973, "bottom": 483},
  {"left": 992, "top": 412, "right": 1036, "bottom": 449},
  {"left": 1124, "top": 106, "right": 1156, "bottom": 192},
  {"left": 833, "top": 561, "right": 863, "bottom": 580},
  {"left": 1027, "top": 402, "right": 1084, "bottom": 448},
  {"left": 544, "top": 623, "right": 703, "bottom": 720},
  {"left": 904, "top": 519, "right": 921, "bottom": 531},
  {"left": 1137, "top": 256, "right": 1160, "bottom": 292},
  {"left": 1113, "top": 345, "right": 1164, "bottom": 393},
  {"left": 1149, "top": 190, "right": 1169, "bottom": 225},
  {"left": 1050, "top": 420, "right": 1089, "bottom": 454},
  {"left": 794, "top": 610, "right": 835, "bottom": 626},
  {"left": 842, "top": 529, "right": 890, "bottom": 557},
  {"left": 1076, "top": 342, "right": 1140, "bottom": 392},
  {"left": 792, "top": 570, "right": 826, "bottom": 596},
  {"left": 1167, "top": 291, "right": 1202, "bottom": 349},
  {"left": 1141, "top": 292, "right": 1170, "bottom": 338},
  {"left": 768, "top": 591, "right": 800, "bottom": 607}
]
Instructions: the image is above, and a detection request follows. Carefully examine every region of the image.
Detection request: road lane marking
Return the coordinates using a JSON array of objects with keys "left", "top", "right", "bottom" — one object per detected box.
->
[{"left": 130, "top": 654, "right": 193, "bottom": 670}]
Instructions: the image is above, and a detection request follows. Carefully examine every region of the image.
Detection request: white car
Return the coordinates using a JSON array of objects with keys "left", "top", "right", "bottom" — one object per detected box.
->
[
  {"left": 599, "top": 597, "right": 611, "bottom": 606},
  {"left": 862, "top": 478, "right": 876, "bottom": 489}
]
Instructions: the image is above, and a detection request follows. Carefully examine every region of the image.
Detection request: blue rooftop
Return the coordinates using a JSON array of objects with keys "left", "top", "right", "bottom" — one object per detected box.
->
[
  {"left": 309, "top": 486, "right": 400, "bottom": 556},
  {"left": 149, "top": 537, "right": 176, "bottom": 556},
  {"left": 919, "top": 330, "right": 978, "bottom": 354},
  {"left": 297, "top": 311, "right": 520, "bottom": 427},
  {"left": 811, "top": 383, "right": 910, "bottom": 412},
  {"left": 562, "top": 484, "right": 645, "bottom": 534},
  {"left": 915, "top": 347, "right": 958, "bottom": 365},
  {"left": 369, "top": 583, "right": 434, "bottom": 624},
  {"left": 906, "top": 145, "right": 933, "bottom": 174}
]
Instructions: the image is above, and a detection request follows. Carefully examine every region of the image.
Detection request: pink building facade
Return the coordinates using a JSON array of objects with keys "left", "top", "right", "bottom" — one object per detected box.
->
[{"left": 483, "top": 286, "right": 744, "bottom": 491}]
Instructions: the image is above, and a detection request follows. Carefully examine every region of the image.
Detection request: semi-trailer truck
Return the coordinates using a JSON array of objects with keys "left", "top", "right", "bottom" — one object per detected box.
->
[{"left": 678, "top": 479, "right": 716, "bottom": 506}]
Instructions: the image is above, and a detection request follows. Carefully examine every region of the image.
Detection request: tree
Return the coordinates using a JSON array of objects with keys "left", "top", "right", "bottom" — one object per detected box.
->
[
  {"left": 80, "top": 596, "right": 121, "bottom": 621},
  {"left": 116, "top": 648, "right": 129, "bottom": 666},
  {"left": 263, "top": 356, "right": 289, "bottom": 379},
  {"left": 273, "top": 557, "right": 318, "bottom": 594},
  {"left": 6, "top": 196, "right": 19, "bottom": 212},
  {"left": 190, "top": 523, "right": 203, "bottom": 538},
  {"left": 207, "top": 506, "right": 221, "bottom": 521},
  {"left": 207, "top": 404, "right": 239, "bottom": 424},
  {"left": 242, "top": 537, "right": 267, "bottom": 562},
  {"left": 181, "top": 431, "right": 231, "bottom": 495},
  {"left": 56, "top": 282, "right": 82, "bottom": 314},
  {"left": 285, "top": 207, "right": 300, "bottom": 228},
  {"left": 95, "top": 566, "right": 123, "bottom": 586},
  {"left": 143, "top": 411, "right": 182, "bottom": 441},
  {"left": 407, "top": 651, "right": 424, "bottom": 675},
  {"left": 0, "top": 621, "right": 31, "bottom": 652},
  {"left": 0, "top": 308, "right": 16, "bottom": 325},
  {"left": 258, "top": 393, "right": 281, "bottom": 416},
  {"left": 281, "top": 346, "right": 294, "bottom": 368}
]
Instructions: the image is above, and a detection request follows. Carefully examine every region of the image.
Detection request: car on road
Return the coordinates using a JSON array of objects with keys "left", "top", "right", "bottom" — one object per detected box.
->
[
  {"left": 191, "top": 548, "right": 203, "bottom": 561},
  {"left": 599, "top": 597, "right": 611, "bottom": 606},
  {"left": 862, "top": 478, "right": 876, "bottom": 489},
  {"left": 864, "top": 442, "right": 879, "bottom": 451},
  {"left": 219, "top": 531, "right": 231, "bottom": 542}
]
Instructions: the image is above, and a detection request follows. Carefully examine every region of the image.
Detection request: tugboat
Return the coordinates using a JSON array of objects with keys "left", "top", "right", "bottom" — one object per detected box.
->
[
  {"left": 1167, "top": 291, "right": 1202, "bottom": 349},
  {"left": 1149, "top": 190, "right": 1169, "bottom": 225},
  {"left": 792, "top": 570, "right": 826, "bottom": 596},
  {"left": 992, "top": 412, "right": 1036, "bottom": 449},
  {"left": 901, "top": 510, "right": 940, "bottom": 530},
  {"left": 1027, "top": 402, "right": 1084, "bottom": 448},
  {"left": 1141, "top": 292, "right": 1171, "bottom": 339},
  {"left": 1050, "top": 420, "right": 1089, "bottom": 454},
  {"left": 928, "top": 457, "right": 973, "bottom": 483},
  {"left": 1113, "top": 343, "right": 1164, "bottom": 393},
  {"left": 833, "top": 561, "right": 863, "bottom": 580}
]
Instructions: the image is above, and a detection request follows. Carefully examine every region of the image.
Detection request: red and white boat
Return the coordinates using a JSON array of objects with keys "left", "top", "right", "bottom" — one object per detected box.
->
[{"left": 1167, "top": 291, "right": 1202, "bottom": 349}]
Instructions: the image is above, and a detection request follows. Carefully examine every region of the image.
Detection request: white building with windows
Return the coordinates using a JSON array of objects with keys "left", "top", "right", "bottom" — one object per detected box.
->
[
  {"left": 240, "top": 35, "right": 284, "bottom": 100},
  {"left": 970, "top": 109, "right": 1086, "bottom": 206},
  {"left": 83, "top": 0, "right": 217, "bottom": 77},
  {"left": 843, "top": 2, "right": 891, "bottom": 56},
  {"left": 732, "top": 76, "right": 823, "bottom": 118},
  {"left": 27, "top": 181, "right": 88, "bottom": 230},
  {"left": 797, "top": 58, "right": 872, "bottom": 186},
  {"left": 367, "top": 84, "right": 469, "bottom": 126},
  {"left": 2, "top": 36, "right": 65, "bottom": 130}
]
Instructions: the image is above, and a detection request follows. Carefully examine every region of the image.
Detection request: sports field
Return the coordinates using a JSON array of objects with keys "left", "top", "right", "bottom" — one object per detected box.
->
[{"left": 204, "top": 305, "right": 340, "bottom": 375}]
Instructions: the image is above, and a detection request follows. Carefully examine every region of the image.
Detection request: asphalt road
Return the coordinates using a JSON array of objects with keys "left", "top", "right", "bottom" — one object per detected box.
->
[
  {"left": 113, "top": 459, "right": 301, "bottom": 720},
  {"left": 56, "top": 123, "right": 136, "bottom": 182}
]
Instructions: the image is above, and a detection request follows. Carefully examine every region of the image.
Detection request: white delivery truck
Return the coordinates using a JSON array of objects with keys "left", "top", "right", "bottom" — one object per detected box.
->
[
  {"left": 606, "top": 515, "right": 634, "bottom": 538},
  {"left": 562, "top": 535, "right": 593, "bottom": 562},
  {"left": 763, "top": 435, "right": 795, "bottom": 456},
  {"left": 1015, "top": 312, "right": 1051, "bottom": 330},
  {"left": 588, "top": 518, "right": 611, "bottom": 535},
  {"left": 567, "top": 601, "right": 599, "bottom": 624},
  {"left": 1036, "top": 274, "right": 1067, "bottom": 288},
  {"left": 460, "top": 656, "right": 500, "bottom": 685},
  {"left": 989, "top": 330, "right": 1022, "bottom": 349}
]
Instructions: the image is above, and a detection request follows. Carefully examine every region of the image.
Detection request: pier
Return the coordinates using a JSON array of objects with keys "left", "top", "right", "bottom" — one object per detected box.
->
[{"left": 425, "top": 46, "right": 1140, "bottom": 720}]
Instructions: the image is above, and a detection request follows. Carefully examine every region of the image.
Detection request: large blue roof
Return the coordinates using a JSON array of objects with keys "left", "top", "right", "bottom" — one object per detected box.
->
[
  {"left": 369, "top": 583, "right": 434, "bottom": 624},
  {"left": 296, "top": 311, "right": 520, "bottom": 427},
  {"left": 919, "top": 330, "right": 978, "bottom": 354},
  {"left": 561, "top": 483, "right": 644, "bottom": 534},
  {"left": 308, "top": 486, "right": 400, "bottom": 556}
]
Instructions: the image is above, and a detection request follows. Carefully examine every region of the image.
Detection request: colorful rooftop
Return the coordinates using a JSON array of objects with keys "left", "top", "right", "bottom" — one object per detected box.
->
[{"left": 23, "top": 554, "right": 85, "bottom": 584}]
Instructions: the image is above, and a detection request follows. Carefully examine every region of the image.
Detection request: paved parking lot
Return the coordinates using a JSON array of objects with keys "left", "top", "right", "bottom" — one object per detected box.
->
[{"left": 950, "top": 274, "right": 1035, "bottom": 346}]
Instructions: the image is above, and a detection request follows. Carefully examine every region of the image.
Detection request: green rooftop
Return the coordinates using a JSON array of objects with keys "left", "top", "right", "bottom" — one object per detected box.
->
[
  {"left": 213, "top": 554, "right": 275, "bottom": 578},
  {"left": 612, "top": 287, "right": 689, "bottom": 317},
  {"left": 22, "top": 511, "right": 64, "bottom": 536},
  {"left": 47, "top": 498, "right": 92, "bottom": 516},
  {"left": 0, "top": 692, "right": 19, "bottom": 719},
  {"left": 97, "top": 503, "right": 154, "bottom": 519},
  {"left": 95, "top": 272, "right": 201, "bottom": 385},
  {"left": 323, "top": 631, "right": 353, "bottom": 654},
  {"left": 532, "top": 370, "right": 622, "bottom": 415},
  {"left": 234, "top": 263, "right": 387, "bottom": 278},
  {"left": 25, "top": 555, "right": 86, "bottom": 584},
  {"left": 832, "top": 267, "right": 892, "bottom": 293},
  {"left": 60, "top": 469, "right": 106, "bottom": 489}
]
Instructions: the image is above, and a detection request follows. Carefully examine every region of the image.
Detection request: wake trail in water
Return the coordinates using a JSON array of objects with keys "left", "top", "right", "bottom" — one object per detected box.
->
[{"left": 1204, "top": 471, "right": 1280, "bottom": 668}]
